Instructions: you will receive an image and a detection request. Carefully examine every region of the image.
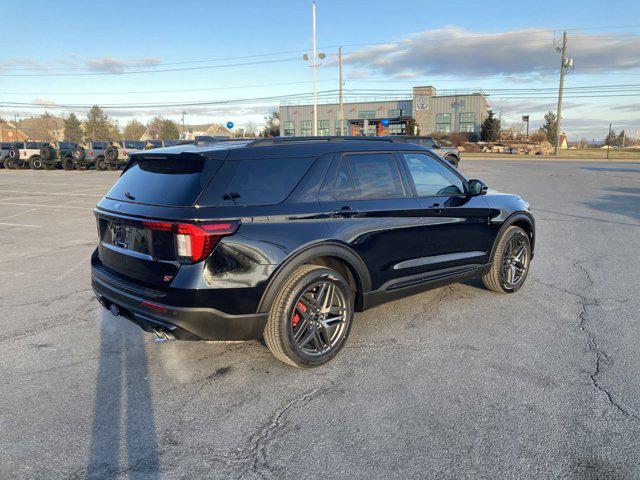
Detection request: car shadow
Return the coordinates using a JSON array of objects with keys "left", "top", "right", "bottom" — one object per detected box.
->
[
  {"left": 582, "top": 185, "right": 640, "bottom": 224},
  {"left": 86, "top": 314, "right": 159, "bottom": 479}
]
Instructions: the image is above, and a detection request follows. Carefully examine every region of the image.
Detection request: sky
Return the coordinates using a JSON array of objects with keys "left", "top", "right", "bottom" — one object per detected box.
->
[{"left": 1, "top": 0, "right": 639, "bottom": 140}]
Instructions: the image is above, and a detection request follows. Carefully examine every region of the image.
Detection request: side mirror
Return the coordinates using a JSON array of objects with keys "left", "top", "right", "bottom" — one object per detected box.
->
[{"left": 468, "top": 179, "right": 488, "bottom": 196}]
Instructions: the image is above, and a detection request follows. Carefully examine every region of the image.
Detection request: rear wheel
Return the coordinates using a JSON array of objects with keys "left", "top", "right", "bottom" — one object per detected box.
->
[
  {"left": 76, "top": 162, "right": 88, "bottom": 171},
  {"left": 264, "top": 264, "right": 354, "bottom": 368},
  {"left": 62, "top": 157, "right": 75, "bottom": 170},
  {"left": 482, "top": 226, "right": 531, "bottom": 293},
  {"left": 106, "top": 163, "right": 118, "bottom": 171},
  {"left": 95, "top": 157, "right": 107, "bottom": 171},
  {"left": 29, "top": 156, "right": 44, "bottom": 170},
  {"left": 3, "top": 157, "right": 13, "bottom": 169}
]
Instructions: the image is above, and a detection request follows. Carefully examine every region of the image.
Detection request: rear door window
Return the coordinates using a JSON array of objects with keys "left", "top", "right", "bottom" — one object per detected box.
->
[
  {"left": 344, "top": 153, "right": 405, "bottom": 199},
  {"left": 220, "top": 157, "right": 315, "bottom": 206},
  {"left": 106, "top": 154, "right": 221, "bottom": 206}
]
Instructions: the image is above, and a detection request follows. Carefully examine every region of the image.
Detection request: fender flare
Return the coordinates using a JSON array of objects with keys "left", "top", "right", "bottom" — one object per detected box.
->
[
  {"left": 489, "top": 212, "right": 535, "bottom": 260},
  {"left": 257, "top": 241, "right": 372, "bottom": 313}
]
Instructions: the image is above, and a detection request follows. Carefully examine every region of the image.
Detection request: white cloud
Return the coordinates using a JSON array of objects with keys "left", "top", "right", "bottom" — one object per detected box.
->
[{"left": 342, "top": 27, "right": 640, "bottom": 77}]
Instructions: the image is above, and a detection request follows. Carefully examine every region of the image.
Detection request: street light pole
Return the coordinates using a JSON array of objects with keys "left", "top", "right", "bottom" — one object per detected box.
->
[
  {"left": 14, "top": 114, "right": 19, "bottom": 139},
  {"left": 338, "top": 45, "right": 344, "bottom": 137},
  {"left": 181, "top": 111, "right": 186, "bottom": 136},
  {"left": 312, "top": 0, "right": 318, "bottom": 137}
]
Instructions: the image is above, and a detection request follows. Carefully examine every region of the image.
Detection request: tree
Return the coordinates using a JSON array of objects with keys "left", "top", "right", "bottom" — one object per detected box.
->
[
  {"left": 604, "top": 128, "right": 618, "bottom": 147},
  {"left": 262, "top": 111, "right": 280, "bottom": 137},
  {"left": 406, "top": 118, "right": 420, "bottom": 136},
  {"left": 146, "top": 117, "right": 180, "bottom": 140},
  {"left": 123, "top": 119, "right": 146, "bottom": 140},
  {"left": 617, "top": 130, "right": 626, "bottom": 147},
  {"left": 84, "top": 105, "right": 113, "bottom": 140},
  {"left": 64, "top": 113, "right": 83, "bottom": 142},
  {"left": 244, "top": 120, "right": 258, "bottom": 137},
  {"left": 480, "top": 110, "right": 501, "bottom": 142},
  {"left": 540, "top": 111, "right": 557, "bottom": 145}
]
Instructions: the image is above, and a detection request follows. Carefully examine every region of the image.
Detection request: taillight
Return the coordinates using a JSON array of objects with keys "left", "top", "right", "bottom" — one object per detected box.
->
[
  {"left": 122, "top": 150, "right": 127, "bottom": 156},
  {"left": 142, "top": 221, "right": 239, "bottom": 263},
  {"left": 89, "top": 151, "right": 94, "bottom": 158}
]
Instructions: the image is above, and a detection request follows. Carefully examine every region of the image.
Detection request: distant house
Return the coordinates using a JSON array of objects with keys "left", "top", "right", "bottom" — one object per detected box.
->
[
  {"left": 558, "top": 132, "right": 569, "bottom": 149},
  {"left": 17, "top": 115, "right": 65, "bottom": 141},
  {"left": 0, "top": 122, "right": 28, "bottom": 142},
  {"left": 178, "top": 123, "right": 232, "bottom": 140}
]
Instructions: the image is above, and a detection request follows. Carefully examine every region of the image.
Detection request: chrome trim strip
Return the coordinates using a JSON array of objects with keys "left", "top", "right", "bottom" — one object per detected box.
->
[{"left": 393, "top": 251, "right": 486, "bottom": 270}]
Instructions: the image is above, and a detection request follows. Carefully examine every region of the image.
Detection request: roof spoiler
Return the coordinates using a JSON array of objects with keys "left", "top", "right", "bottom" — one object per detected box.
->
[{"left": 246, "top": 136, "right": 408, "bottom": 147}]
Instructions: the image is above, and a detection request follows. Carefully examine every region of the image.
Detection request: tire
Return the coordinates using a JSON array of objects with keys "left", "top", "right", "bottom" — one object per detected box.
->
[
  {"left": 76, "top": 163, "right": 88, "bottom": 171},
  {"left": 445, "top": 155, "right": 459, "bottom": 168},
  {"left": 8, "top": 148, "right": 20, "bottom": 160},
  {"left": 264, "top": 264, "right": 354, "bottom": 368},
  {"left": 43, "top": 162, "right": 55, "bottom": 170},
  {"left": 3, "top": 157, "right": 13, "bottom": 169},
  {"left": 105, "top": 145, "right": 119, "bottom": 162},
  {"left": 62, "top": 157, "right": 75, "bottom": 170},
  {"left": 29, "top": 156, "right": 44, "bottom": 170},
  {"left": 106, "top": 163, "right": 118, "bottom": 171},
  {"left": 72, "top": 147, "right": 86, "bottom": 161},
  {"left": 482, "top": 226, "right": 531, "bottom": 294},
  {"left": 95, "top": 157, "right": 107, "bottom": 171},
  {"left": 40, "top": 145, "right": 53, "bottom": 161}
]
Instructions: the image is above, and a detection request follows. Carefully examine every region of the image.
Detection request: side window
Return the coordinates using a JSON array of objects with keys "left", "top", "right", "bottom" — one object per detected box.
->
[
  {"left": 220, "top": 157, "right": 315, "bottom": 206},
  {"left": 345, "top": 153, "right": 405, "bottom": 200},
  {"left": 331, "top": 159, "right": 355, "bottom": 200},
  {"left": 402, "top": 153, "right": 465, "bottom": 196}
]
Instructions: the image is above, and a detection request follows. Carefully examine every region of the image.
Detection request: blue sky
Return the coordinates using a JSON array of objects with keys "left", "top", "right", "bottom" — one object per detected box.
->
[{"left": 1, "top": 0, "right": 639, "bottom": 139}]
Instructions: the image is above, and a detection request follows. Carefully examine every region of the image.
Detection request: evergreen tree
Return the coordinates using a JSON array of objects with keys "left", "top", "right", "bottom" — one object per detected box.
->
[
  {"left": 84, "top": 105, "right": 113, "bottom": 140},
  {"left": 617, "top": 130, "right": 626, "bottom": 147},
  {"left": 480, "top": 110, "right": 501, "bottom": 141},
  {"left": 605, "top": 128, "right": 618, "bottom": 147},
  {"left": 540, "top": 111, "right": 557, "bottom": 145},
  {"left": 64, "top": 113, "right": 83, "bottom": 142}
]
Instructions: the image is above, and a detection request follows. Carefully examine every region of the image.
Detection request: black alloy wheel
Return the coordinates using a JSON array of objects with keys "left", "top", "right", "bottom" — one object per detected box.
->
[
  {"left": 264, "top": 264, "right": 354, "bottom": 367},
  {"left": 482, "top": 225, "right": 531, "bottom": 293}
]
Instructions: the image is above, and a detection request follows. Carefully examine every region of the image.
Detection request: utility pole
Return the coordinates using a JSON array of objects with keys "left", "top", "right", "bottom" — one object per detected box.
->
[
  {"left": 14, "top": 114, "right": 19, "bottom": 139},
  {"left": 554, "top": 31, "right": 568, "bottom": 156},
  {"left": 338, "top": 45, "right": 344, "bottom": 136},
  {"left": 181, "top": 111, "right": 186, "bottom": 136},
  {"left": 312, "top": 0, "right": 318, "bottom": 136}
]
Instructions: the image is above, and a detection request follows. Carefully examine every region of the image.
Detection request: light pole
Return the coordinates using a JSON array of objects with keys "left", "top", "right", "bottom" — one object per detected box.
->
[
  {"left": 14, "top": 114, "right": 19, "bottom": 139},
  {"left": 181, "top": 111, "right": 186, "bottom": 136},
  {"left": 312, "top": 0, "right": 318, "bottom": 136}
]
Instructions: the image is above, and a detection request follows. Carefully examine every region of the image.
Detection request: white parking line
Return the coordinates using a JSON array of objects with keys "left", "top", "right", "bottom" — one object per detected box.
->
[
  {"left": 0, "top": 209, "right": 36, "bottom": 220},
  {"left": 0, "top": 190, "right": 102, "bottom": 197},
  {"left": 0, "top": 221, "right": 41, "bottom": 228},
  {"left": 0, "top": 202, "right": 90, "bottom": 210}
]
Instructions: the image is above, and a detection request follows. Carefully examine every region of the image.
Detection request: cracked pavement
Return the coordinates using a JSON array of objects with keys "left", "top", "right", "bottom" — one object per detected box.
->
[{"left": 1, "top": 161, "right": 640, "bottom": 479}]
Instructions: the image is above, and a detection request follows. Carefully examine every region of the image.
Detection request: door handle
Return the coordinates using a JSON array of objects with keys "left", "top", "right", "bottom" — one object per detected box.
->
[
  {"left": 427, "top": 203, "right": 442, "bottom": 215},
  {"left": 333, "top": 206, "right": 359, "bottom": 218}
]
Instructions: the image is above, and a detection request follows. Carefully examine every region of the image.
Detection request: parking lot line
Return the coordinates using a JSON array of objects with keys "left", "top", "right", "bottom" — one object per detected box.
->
[
  {"left": 0, "top": 202, "right": 91, "bottom": 210},
  {"left": 0, "top": 209, "right": 36, "bottom": 221},
  {"left": 0, "top": 221, "right": 41, "bottom": 228},
  {"left": 0, "top": 190, "right": 103, "bottom": 197}
]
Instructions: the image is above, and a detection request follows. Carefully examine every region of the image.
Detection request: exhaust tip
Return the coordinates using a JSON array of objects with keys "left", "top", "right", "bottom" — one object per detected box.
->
[{"left": 153, "top": 328, "right": 175, "bottom": 343}]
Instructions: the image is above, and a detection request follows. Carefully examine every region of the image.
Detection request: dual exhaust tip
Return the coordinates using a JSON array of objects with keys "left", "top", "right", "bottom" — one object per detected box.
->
[{"left": 100, "top": 294, "right": 175, "bottom": 343}]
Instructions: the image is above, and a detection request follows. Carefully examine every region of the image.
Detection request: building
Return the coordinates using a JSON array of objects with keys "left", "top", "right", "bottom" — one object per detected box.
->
[
  {"left": 278, "top": 86, "right": 489, "bottom": 137},
  {"left": 0, "top": 122, "right": 28, "bottom": 142}
]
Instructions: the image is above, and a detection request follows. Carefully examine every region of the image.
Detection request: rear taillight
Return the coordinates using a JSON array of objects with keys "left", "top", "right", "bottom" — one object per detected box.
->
[
  {"left": 142, "top": 221, "right": 239, "bottom": 263},
  {"left": 122, "top": 150, "right": 127, "bottom": 156},
  {"left": 89, "top": 151, "right": 94, "bottom": 158}
]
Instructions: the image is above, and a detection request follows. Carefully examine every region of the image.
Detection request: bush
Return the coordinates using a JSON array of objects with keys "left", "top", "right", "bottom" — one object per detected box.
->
[{"left": 529, "top": 131, "right": 546, "bottom": 143}]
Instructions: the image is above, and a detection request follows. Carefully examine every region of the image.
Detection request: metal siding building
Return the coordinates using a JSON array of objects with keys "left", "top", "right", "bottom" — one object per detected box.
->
[{"left": 279, "top": 86, "right": 488, "bottom": 137}]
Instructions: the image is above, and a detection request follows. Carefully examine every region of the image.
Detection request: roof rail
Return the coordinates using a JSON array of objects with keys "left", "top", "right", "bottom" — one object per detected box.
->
[{"left": 246, "top": 136, "right": 408, "bottom": 147}]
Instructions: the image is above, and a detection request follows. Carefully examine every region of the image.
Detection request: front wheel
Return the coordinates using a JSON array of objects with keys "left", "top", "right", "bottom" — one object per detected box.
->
[
  {"left": 3, "top": 157, "right": 13, "bottom": 169},
  {"left": 482, "top": 226, "right": 531, "bottom": 293},
  {"left": 62, "top": 157, "right": 75, "bottom": 170},
  {"left": 95, "top": 157, "right": 106, "bottom": 171},
  {"left": 264, "top": 264, "right": 354, "bottom": 368},
  {"left": 29, "top": 156, "right": 44, "bottom": 170}
]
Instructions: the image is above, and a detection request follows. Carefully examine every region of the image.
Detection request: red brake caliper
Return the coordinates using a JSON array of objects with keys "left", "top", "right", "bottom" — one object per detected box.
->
[{"left": 293, "top": 301, "right": 307, "bottom": 328}]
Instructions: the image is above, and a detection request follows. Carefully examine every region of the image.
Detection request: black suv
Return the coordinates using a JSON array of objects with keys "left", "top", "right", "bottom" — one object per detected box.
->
[{"left": 92, "top": 137, "right": 535, "bottom": 367}]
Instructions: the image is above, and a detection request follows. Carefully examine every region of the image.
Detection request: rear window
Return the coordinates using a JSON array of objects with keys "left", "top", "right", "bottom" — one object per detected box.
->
[
  {"left": 106, "top": 154, "right": 221, "bottom": 207},
  {"left": 345, "top": 153, "right": 405, "bottom": 199},
  {"left": 220, "top": 157, "right": 315, "bottom": 206},
  {"left": 26, "top": 142, "right": 41, "bottom": 149},
  {"left": 124, "top": 141, "right": 144, "bottom": 149},
  {"left": 91, "top": 141, "right": 106, "bottom": 149},
  {"left": 58, "top": 142, "right": 76, "bottom": 149}
]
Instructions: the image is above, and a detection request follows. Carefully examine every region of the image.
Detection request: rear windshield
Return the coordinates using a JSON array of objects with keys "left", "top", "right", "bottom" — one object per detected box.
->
[
  {"left": 124, "top": 141, "right": 144, "bottom": 149},
  {"left": 26, "top": 142, "right": 42, "bottom": 149},
  {"left": 91, "top": 141, "right": 106, "bottom": 149},
  {"left": 106, "top": 154, "right": 220, "bottom": 207}
]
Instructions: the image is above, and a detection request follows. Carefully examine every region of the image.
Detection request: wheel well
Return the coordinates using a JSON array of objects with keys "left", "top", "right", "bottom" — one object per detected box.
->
[
  {"left": 511, "top": 218, "right": 535, "bottom": 254},
  {"left": 303, "top": 255, "right": 364, "bottom": 311}
]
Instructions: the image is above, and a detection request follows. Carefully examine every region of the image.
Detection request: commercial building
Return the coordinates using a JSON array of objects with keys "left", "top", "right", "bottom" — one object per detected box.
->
[{"left": 278, "top": 86, "right": 489, "bottom": 137}]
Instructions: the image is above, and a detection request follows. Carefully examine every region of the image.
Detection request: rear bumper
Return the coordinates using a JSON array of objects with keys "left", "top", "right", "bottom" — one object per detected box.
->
[{"left": 92, "top": 268, "right": 268, "bottom": 341}]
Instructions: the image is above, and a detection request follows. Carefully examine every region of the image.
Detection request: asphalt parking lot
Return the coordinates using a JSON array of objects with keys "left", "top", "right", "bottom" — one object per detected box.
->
[{"left": 1, "top": 160, "right": 640, "bottom": 479}]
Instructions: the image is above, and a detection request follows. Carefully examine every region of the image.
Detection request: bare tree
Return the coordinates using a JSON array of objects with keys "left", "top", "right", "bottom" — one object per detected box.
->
[{"left": 244, "top": 121, "right": 258, "bottom": 137}]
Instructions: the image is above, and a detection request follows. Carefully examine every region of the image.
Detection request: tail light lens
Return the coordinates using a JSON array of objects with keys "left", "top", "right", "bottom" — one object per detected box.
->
[
  {"left": 89, "top": 151, "right": 94, "bottom": 158},
  {"left": 122, "top": 150, "right": 127, "bottom": 156},
  {"left": 142, "top": 220, "right": 239, "bottom": 263}
]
